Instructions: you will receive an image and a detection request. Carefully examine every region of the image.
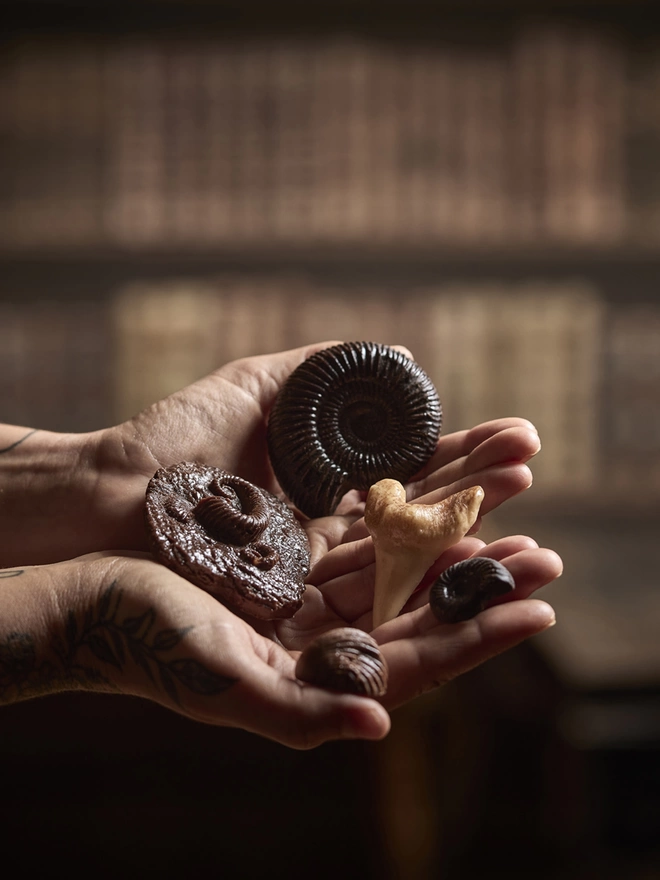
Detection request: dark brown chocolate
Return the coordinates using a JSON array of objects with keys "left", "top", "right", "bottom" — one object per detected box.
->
[
  {"left": 145, "top": 462, "right": 310, "bottom": 620},
  {"left": 267, "top": 341, "right": 442, "bottom": 518},
  {"left": 295, "top": 627, "right": 389, "bottom": 697},
  {"left": 429, "top": 557, "right": 515, "bottom": 624}
]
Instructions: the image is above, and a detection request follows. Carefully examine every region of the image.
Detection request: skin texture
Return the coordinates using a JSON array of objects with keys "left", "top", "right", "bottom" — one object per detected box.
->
[{"left": 0, "top": 342, "right": 562, "bottom": 748}]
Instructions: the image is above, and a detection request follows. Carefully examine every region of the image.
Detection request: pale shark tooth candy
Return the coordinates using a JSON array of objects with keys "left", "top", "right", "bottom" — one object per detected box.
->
[{"left": 364, "top": 479, "right": 485, "bottom": 629}]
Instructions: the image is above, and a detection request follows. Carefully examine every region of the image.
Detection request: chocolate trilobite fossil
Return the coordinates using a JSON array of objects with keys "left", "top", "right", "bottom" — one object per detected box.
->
[
  {"left": 295, "top": 627, "right": 389, "bottom": 697},
  {"left": 429, "top": 557, "right": 516, "bottom": 624},
  {"left": 267, "top": 341, "right": 442, "bottom": 518}
]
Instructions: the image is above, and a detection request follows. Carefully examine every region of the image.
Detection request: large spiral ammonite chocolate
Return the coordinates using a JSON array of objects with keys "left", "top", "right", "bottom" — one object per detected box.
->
[
  {"left": 429, "top": 557, "right": 516, "bottom": 624},
  {"left": 267, "top": 342, "right": 443, "bottom": 518},
  {"left": 145, "top": 462, "right": 311, "bottom": 620}
]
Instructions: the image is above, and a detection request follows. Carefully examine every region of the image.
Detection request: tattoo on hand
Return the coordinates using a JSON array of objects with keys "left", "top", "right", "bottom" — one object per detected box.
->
[
  {"left": 0, "top": 580, "right": 237, "bottom": 706},
  {"left": 0, "top": 429, "right": 38, "bottom": 454}
]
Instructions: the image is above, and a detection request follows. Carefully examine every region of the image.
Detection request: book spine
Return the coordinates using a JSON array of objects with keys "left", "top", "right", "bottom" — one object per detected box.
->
[
  {"left": 104, "top": 42, "right": 168, "bottom": 245},
  {"left": 623, "top": 41, "right": 660, "bottom": 243},
  {"left": 112, "top": 282, "right": 222, "bottom": 422},
  {"left": 0, "top": 298, "right": 112, "bottom": 432},
  {"left": 602, "top": 304, "right": 660, "bottom": 491}
]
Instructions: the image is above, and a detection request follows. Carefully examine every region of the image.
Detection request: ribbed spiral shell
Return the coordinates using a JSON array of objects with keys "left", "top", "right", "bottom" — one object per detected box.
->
[
  {"left": 429, "top": 557, "right": 516, "bottom": 624},
  {"left": 267, "top": 342, "right": 442, "bottom": 518},
  {"left": 194, "top": 474, "right": 270, "bottom": 545},
  {"left": 295, "top": 627, "right": 389, "bottom": 697}
]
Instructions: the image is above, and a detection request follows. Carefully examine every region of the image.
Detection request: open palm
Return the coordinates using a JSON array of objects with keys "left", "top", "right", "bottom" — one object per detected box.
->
[
  {"left": 77, "top": 520, "right": 559, "bottom": 750},
  {"left": 56, "top": 340, "right": 562, "bottom": 748}
]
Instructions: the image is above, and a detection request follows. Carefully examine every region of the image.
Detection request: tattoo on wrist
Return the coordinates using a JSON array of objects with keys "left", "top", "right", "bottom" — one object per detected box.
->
[
  {"left": 0, "top": 580, "right": 237, "bottom": 706},
  {"left": 0, "top": 570, "right": 25, "bottom": 579},
  {"left": 0, "top": 429, "right": 38, "bottom": 455}
]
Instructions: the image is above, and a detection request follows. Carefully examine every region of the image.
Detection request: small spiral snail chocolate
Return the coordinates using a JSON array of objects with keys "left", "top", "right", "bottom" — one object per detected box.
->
[
  {"left": 295, "top": 627, "right": 388, "bottom": 697},
  {"left": 145, "top": 462, "right": 310, "bottom": 620},
  {"left": 267, "top": 342, "right": 442, "bottom": 518},
  {"left": 429, "top": 557, "right": 515, "bottom": 624}
]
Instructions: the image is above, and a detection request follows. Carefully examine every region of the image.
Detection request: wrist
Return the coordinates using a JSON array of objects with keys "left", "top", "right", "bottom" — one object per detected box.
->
[
  {"left": 0, "top": 426, "right": 86, "bottom": 565},
  {"left": 0, "top": 555, "right": 131, "bottom": 706},
  {"left": 0, "top": 424, "right": 152, "bottom": 566},
  {"left": 0, "top": 560, "right": 91, "bottom": 705}
]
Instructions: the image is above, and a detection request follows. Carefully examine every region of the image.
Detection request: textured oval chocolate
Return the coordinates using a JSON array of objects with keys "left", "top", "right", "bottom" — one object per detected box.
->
[
  {"left": 295, "top": 627, "right": 389, "bottom": 697},
  {"left": 267, "top": 342, "right": 442, "bottom": 518},
  {"left": 429, "top": 557, "right": 515, "bottom": 624},
  {"left": 145, "top": 462, "right": 310, "bottom": 620}
]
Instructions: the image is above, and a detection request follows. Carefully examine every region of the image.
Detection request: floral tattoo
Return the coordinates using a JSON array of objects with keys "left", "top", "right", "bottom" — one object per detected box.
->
[{"left": 0, "top": 577, "right": 237, "bottom": 705}]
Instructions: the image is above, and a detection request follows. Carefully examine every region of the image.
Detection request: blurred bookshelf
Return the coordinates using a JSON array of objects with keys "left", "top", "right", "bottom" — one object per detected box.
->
[
  {"left": 2, "top": 5, "right": 660, "bottom": 511},
  {"left": 2, "top": 3, "right": 660, "bottom": 878}
]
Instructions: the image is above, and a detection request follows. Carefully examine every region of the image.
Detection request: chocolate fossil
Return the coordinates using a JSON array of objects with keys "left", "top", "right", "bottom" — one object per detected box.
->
[
  {"left": 429, "top": 557, "right": 516, "bottom": 624},
  {"left": 193, "top": 475, "right": 270, "bottom": 545},
  {"left": 145, "top": 462, "right": 310, "bottom": 620},
  {"left": 267, "top": 341, "right": 442, "bottom": 518},
  {"left": 295, "top": 627, "right": 389, "bottom": 697},
  {"left": 364, "top": 479, "right": 485, "bottom": 628}
]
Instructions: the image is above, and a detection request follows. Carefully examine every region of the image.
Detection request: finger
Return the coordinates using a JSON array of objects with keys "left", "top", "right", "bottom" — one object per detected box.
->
[
  {"left": 404, "top": 543, "right": 561, "bottom": 614},
  {"left": 219, "top": 340, "right": 343, "bottom": 410},
  {"left": 312, "top": 533, "right": 491, "bottom": 626},
  {"left": 410, "top": 426, "right": 541, "bottom": 500},
  {"left": 308, "top": 536, "right": 375, "bottom": 588},
  {"left": 304, "top": 513, "right": 361, "bottom": 567},
  {"left": 414, "top": 462, "right": 534, "bottom": 513},
  {"left": 377, "top": 598, "right": 555, "bottom": 710},
  {"left": 342, "top": 461, "right": 533, "bottom": 544},
  {"left": 224, "top": 340, "right": 416, "bottom": 415},
  {"left": 222, "top": 655, "right": 391, "bottom": 748},
  {"left": 416, "top": 417, "right": 539, "bottom": 475},
  {"left": 486, "top": 547, "right": 563, "bottom": 603},
  {"left": 389, "top": 344, "right": 414, "bottom": 360},
  {"left": 413, "top": 534, "right": 540, "bottom": 593},
  {"left": 315, "top": 532, "right": 561, "bottom": 631},
  {"left": 464, "top": 534, "right": 540, "bottom": 559}
]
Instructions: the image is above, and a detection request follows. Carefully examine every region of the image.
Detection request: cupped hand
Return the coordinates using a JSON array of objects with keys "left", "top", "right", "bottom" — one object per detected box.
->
[
  {"left": 90, "top": 342, "right": 542, "bottom": 563},
  {"left": 10, "top": 532, "right": 559, "bottom": 749}
]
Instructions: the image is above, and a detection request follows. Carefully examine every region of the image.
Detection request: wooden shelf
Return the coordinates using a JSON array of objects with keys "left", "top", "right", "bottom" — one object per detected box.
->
[
  {"left": 3, "top": 244, "right": 660, "bottom": 299},
  {"left": 3, "top": 241, "right": 660, "bottom": 264},
  {"left": 3, "top": 0, "right": 656, "bottom": 36}
]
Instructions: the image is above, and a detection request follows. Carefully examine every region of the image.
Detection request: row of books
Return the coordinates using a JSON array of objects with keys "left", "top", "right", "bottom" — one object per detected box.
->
[
  {"left": 0, "top": 298, "right": 114, "bottom": 433},
  {"left": 0, "top": 24, "right": 644, "bottom": 248},
  {"left": 2, "top": 277, "right": 656, "bottom": 496}
]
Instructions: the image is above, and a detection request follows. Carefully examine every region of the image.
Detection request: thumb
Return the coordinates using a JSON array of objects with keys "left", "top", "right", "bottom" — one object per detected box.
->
[{"left": 216, "top": 663, "right": 391, "bottom": 749}]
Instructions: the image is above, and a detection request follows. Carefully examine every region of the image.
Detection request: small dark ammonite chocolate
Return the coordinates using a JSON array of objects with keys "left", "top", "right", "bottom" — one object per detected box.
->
[
  {"left": 145, "top": 462, "right": 311, "bottom": 620},
  {"left": 429, "top": 557, "right": 516, "bottom": 624},
  {"left": 267, "top": 341, "right": 442, "bottom": 518},
  {"left": 295, "top": 627, "right": 389, "bottom": 697}
]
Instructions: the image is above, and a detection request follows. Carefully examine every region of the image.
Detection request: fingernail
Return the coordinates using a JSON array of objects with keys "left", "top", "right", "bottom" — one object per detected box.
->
[
  {"left": 540, "top": 606, "right": 557, "bottom": 628},
  {"left": 342, "top": 702, "right": 390, "bottom": 740}
]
